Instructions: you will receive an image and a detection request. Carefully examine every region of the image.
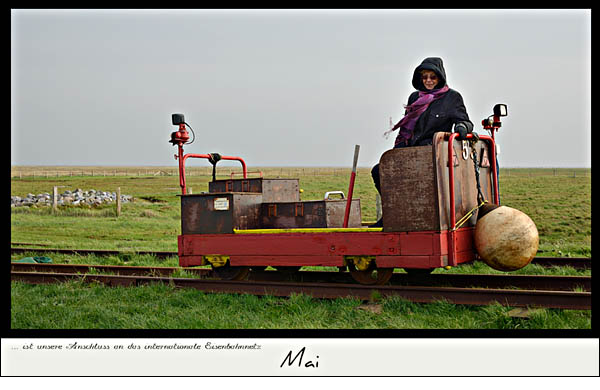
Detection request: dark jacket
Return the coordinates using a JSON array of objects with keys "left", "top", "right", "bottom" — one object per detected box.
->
[{"left": 397, "top": 57, "right": 473, "bottom": 147}]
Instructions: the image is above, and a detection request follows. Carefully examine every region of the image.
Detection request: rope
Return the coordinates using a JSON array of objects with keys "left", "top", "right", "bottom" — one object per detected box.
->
[{"left": 452, "top": 199, "right": 486, "bottom": 231}]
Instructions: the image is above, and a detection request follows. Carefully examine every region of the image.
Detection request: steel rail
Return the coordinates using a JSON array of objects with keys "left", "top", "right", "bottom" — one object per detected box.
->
[
  {"left": 10, "top": 247, "right": 176, "bottom": 259},
  {"left": 263, "top": 271, "right": 592, "bottom": 292},
  {"left": 11, "top": 262, "right": 591, "bottom": 292},
  {"left": 529, "top": 257, "right": 592, "bottom": 270},
  {"left": 10, "top": 262, "right": 209, "bottom": 277},
  {"left": 11, "top": 246, "right": 591, "bottom": 270},
  {"left": 11, "top": 270, "right": 590, "bottom": 310}
]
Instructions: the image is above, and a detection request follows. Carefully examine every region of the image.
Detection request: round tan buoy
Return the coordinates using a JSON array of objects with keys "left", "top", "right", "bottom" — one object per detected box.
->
[{"left": 474, "top": 204, "right": 539, "bottom": 271}]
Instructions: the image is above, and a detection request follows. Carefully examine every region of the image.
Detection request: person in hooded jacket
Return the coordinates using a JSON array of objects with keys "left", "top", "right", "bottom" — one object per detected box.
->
[{"left": 370, "top": 57, "right": 474, "bottom": 227}]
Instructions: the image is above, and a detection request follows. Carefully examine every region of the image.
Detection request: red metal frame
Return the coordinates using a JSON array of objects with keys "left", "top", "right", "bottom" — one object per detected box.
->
[
  {"left": 174, "top": 130, "right": 496, "bottom": 271},
  {"left": 172, "top": 124, "right": 248, "bottom": 195},
  {"left": 447, "top": 133, "right": 498, "bottom": 266},
  {"left": 231, "top": 171, "right": 263, "bottom": 179},
  {"left": 178, "top": 228, "right": 475, "bottom": 269},
  {"left": 481, "top": 113, "right": 503, "bottom": 142}
]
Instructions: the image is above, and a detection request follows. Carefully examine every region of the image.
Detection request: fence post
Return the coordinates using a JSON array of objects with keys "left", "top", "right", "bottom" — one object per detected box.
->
[
  {"left": 53, "top": 186, "right": 58, "bottom": 214},
  {"left": 116, "top": 187, "right": 121, "bottom": 217}
]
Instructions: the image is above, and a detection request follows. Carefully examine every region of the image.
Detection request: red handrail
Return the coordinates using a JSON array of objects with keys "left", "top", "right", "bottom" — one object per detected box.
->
[{"left": 176, "top": 147, "right": 247, "bottom": 195}]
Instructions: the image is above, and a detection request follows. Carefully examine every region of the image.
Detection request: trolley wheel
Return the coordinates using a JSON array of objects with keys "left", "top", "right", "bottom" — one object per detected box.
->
[
  {"left": 211, "top": 262, "right": 250, "bottom": 281},
  {"left": 348, "top": 262, "right": 394, "bottom": 285},
  {"left": 403, "top": 268, "right": 434, "bottom": 275}
]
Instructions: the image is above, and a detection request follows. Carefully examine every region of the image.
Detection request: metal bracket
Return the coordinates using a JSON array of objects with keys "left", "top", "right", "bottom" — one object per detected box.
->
[
  {"left": 345, "top": 255, "right": 375, "bottom": 271},
  {"left": 241, "top": 180, "right": 250, "bottom": 192},
  {"left": 267, "top": 204, "right": 277, "bottom": 217},
  {"left": 324, "top": 191, "right": 345, "bottom": 200},
  {"left": 295, "top": 203, "right": 304, "bottom": 217},
  {"left": 203, "top": 255, "right": 229, "bottom": 268}
]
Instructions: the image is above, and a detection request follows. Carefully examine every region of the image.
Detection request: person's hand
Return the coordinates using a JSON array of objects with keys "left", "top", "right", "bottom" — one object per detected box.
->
[{"left": 455, "top": 123, "right": 468, "bottom": 140}]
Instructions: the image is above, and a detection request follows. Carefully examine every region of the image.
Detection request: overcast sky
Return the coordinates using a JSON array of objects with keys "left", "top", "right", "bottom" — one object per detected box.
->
[{"left": 11, "top": 9, "right": 591, "bottom": 168}]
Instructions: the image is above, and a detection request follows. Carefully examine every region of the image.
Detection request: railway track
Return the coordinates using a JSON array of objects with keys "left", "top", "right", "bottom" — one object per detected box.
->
[
  {"left": 11, "top": 262, "right": 591, "bottom": 310},
  {"left": 10, "top": 246, "right": 592, "bottom": 270},
  {"left": 10, "top": 245, "right": 175, "bottom": 259}
]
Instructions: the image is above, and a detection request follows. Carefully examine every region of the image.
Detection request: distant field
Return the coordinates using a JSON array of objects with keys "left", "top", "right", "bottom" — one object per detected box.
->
[
  {"left": 10, "top": 166, "right": 591, "bottom": 329},
  {"left": 10, "top": 165, "right": 592, "bottom": 178},
  {"left": 10, "top": 166, "right": 591, "bottom": 256}
]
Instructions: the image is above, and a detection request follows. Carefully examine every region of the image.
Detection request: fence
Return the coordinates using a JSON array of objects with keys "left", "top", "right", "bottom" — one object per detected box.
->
[
  {"left": 11, "top": 167, "right": 371, "bottom": 179},
  {"left": 10, "top": 167, "right": 591, "bottom": 179}
]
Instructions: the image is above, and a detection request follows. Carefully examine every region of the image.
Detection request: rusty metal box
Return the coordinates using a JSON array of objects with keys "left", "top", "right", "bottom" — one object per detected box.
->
[
  {"left": 260, "top": 199, "right": 362, "bottom": 229},
  {"left": 208, "top": 178, "right": 299, "bottom": 202},
  {"left": 379, "top": 133, "right": 495, "bottom": 232},
  {"left": 180, "top": 192, "right": 262, "bottom": 234}
]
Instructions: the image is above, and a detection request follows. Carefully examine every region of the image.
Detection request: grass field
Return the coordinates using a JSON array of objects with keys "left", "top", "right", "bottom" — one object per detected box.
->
[{"left": 10, "top": 166, "right": 591, "bottom": 329}]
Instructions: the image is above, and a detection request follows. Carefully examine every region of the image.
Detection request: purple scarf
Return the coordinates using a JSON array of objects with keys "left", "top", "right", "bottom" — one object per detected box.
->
[{"left": 385, "top": 85, "right": 449, "bottom": 146}]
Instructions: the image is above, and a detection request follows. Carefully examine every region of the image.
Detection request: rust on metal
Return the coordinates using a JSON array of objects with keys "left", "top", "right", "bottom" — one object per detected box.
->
[
  {"left": 180, "top": 192, "right": 263, "bottom": 234},
  {"left": 379, "top": 133, "right": 495, "bottom": 232},
  {"left": 209, "top": 178, "right": 299, "bottom": 202},
  {"left": 260, "top": 199, "right": 361, "bottom": 229},
  {"left": 379, "top": 145, "right": 439, "bottom": 232}
]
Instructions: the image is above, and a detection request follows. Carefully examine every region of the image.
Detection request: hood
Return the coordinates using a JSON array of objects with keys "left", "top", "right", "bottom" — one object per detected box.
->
[{"left": 412, "top": 57, "right": 447, "bottom": 91}]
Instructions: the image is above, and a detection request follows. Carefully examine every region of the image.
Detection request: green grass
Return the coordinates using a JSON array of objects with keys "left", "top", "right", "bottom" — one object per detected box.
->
[
  {"left": 10, "top": 281, "right": 591, "bottom": 329},
  {"left": 498, "top": 173, "right": 591, "bottom": 257},
  {"left": 10, "top": 167, "right": 591, "bottom": 329}
]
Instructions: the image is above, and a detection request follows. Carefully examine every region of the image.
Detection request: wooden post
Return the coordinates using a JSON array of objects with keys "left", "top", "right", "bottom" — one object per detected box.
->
[
  {"left": 343, "top": 144, "right": 360, "bottom": 228},
  {"left": 53, "top": 186, "right": 58, "bottom": 214},
  {"left": 116, "top": 187, "right": 121, "bottom": 217}
]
